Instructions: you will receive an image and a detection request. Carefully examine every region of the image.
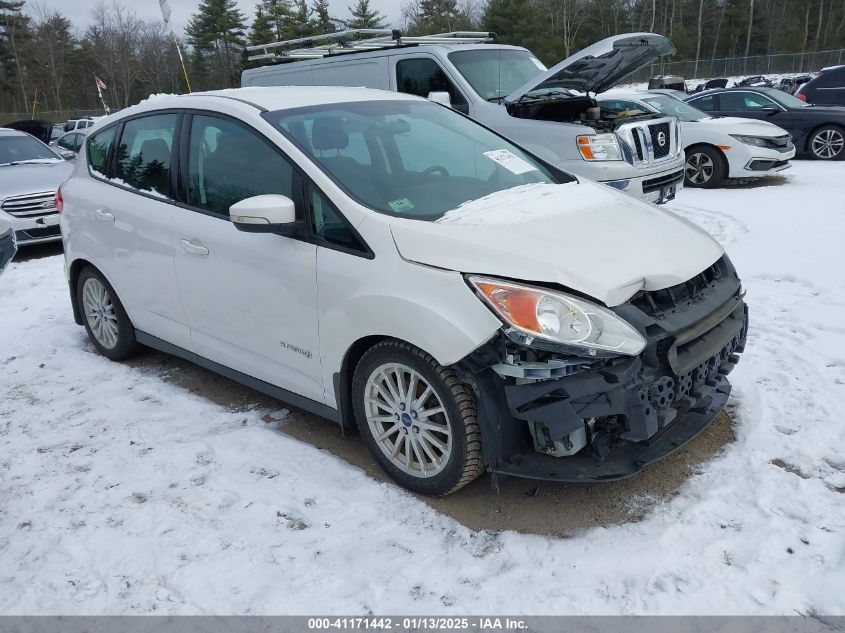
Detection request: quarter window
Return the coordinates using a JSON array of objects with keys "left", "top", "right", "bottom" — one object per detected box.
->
[
  {"left": 187, "top": 115, "right": 295, "bottom": 218},
  {"left": 309, "top": 186, "right": 364, "bottom": 252},
  {"left": 87, "top": 126, "right": 116, "bottom": 177},
  {"left": 396, "top": 58, "right": 469, "bottom": 114},
  {"left": 114, "top": 114, "right": 178, "bottom": 198}
]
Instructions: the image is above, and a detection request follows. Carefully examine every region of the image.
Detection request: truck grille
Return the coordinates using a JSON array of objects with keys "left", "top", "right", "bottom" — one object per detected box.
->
[
  {"left": 649, "top": 122, "right": 671, "bottom": 159},
  {"left": 632, "top": 133, "right": 644, "bottom": 161},
  {"left": 1, "top": 192, "right": 57, "bottom": 218}
]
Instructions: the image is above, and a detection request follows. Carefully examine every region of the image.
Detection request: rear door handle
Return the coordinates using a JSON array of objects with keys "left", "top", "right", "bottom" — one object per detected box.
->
[
  {"left": 94, "top": 209, "right": 114, "bottom": 223},
  {"left": 180, "top": 239, "right": 209, "bottom": 256}
]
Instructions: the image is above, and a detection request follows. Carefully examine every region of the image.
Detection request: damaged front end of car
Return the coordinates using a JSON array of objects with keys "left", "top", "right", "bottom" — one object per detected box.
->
[{"left": 455, "top": 255, "right": 748, "bottom": 484}]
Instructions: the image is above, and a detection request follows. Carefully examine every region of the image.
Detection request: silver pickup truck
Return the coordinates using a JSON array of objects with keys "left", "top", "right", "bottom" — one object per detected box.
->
[{"left": 242, "top": 32, "right": 685, "bottom": 204}]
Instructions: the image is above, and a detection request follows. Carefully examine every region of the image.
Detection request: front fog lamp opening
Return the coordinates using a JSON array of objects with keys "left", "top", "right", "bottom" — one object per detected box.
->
[{"left": 470, "top": 277, "right": 646, "bottom": 356}]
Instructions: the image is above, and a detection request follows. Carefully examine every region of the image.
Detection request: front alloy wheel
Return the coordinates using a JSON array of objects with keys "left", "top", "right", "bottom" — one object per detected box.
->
[
  {"left": 810, "top": 126, "right": 845, "bottom": 160},
  {"left": 684, "top": 146, "right": 724, "bottom": 188},
  {"left": 352, "top": 340, "right": 484, "bottom": 495}
]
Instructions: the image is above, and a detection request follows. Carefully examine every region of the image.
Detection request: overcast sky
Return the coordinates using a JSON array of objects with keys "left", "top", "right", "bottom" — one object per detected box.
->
[{"left": 29, "top": 0, "right": 402, "bottom": 36}]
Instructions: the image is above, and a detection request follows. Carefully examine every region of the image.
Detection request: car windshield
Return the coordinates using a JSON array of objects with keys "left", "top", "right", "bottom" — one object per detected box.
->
[
  {"left": 448, "top": 49, "right": 547, "bottom": 101},
  {"left": 760, "top": 87, "right": 810, "bottom": 108},
  {"left": 265, "top": 100, "right": 570, "bottom": 221},
  {"left": 641, "top": 95, "right": 708, "bottom": 122},
  {"left": 0, "top": 135, "right": 61, "bottom": 165}
]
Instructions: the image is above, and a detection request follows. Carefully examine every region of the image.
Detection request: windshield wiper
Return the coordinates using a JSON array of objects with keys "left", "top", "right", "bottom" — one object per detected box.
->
[
  {"left": 8, "top": 158, "right": 61, "bottom": 165},
  {"left": 487, "top": 96, "right": 505, "bottom": 103}
]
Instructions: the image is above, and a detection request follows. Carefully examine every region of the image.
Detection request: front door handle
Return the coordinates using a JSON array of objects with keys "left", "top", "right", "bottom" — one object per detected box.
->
[
  {"left": 180, "top": 239, "right": 209, "bottom": 256},
  {"left": 94, "top": 209, "right": 114, "bottom": 223}
]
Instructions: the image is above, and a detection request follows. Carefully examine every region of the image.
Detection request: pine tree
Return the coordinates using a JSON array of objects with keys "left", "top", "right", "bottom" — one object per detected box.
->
[
  {"left": 312, "top": 0, "right": 336, "bottom": 33},
  {"left": 416, "top": 0, "right": 465, "bottom": 33},
  {"left": 261, "top": 0, "right": 292, "bottom": 40},
  {"left": 0, "top": 1, "right": 29, "bottom": 109},
  {"left": 249, "top": 4, "right": 275, "bottom": 45},
  {"left": 186, "top": 0, "right": 247, "bottom": 88},
  {"left": 285, "top": 0, "right": 314, "bottom": 38},
  {"left": 346, "top": 0, "right": 386, "bottom": 29}
]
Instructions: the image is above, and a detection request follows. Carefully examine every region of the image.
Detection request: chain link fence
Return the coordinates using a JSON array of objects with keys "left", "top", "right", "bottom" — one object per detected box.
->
[{"left": 631, "top": 48, "right": 845, "bottom": 83}]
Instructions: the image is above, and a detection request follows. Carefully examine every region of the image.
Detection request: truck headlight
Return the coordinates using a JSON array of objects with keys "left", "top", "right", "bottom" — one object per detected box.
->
[
  {"left": 469, "top": 276, "right": 646, "bottom": 356},
  {"left": 576, "top": 133, "right": 623, "bottom": 161},
  {"left": 730, "top": 134, "right": 774, "bottom": 148}
]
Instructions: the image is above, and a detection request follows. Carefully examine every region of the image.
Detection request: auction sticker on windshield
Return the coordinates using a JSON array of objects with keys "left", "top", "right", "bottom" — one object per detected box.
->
[
  {"left": 483, "top": 149, "right": 538, "bottom": 175},
  {"left": 388, "top": 198, "right": 415, "bottom": 213}
]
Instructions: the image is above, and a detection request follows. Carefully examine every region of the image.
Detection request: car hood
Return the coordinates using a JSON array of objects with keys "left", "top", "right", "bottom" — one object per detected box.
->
[
  {"left": 696, "top": 116, "right": 790, "bottom": 136},
  {"left": 505, "top": 33, "right": 676, "bottom": 102},
  {"left": 389, "top": 181, "right": 724, "bottom": 307},
  {"left": 0, "top": 161, "right": 74, "bottom": 201}
]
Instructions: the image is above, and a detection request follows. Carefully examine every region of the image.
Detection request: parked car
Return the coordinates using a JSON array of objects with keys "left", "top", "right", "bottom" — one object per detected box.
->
[
  {"left": 686, "top": 87, "right": 845, "bottom": 160},
  {"left": 64, "top": 117, "right": 102, "bottom": 132},
  {"left": 50, "top": 130, "right": 89, "bottom": 156},
  {"left": 3, "top": 119, "right": 54, "bottom": 144},
  {"left": 60, "top": 87, "right": 748, "bottom": 495},
  {"left": 0, "top": 128, "right": 74, "bottom": 245},
  {"left": 647, "top": 74, "right": 686, "bottom": 91},
  {"left": 796, "top": 65, "right": 845, "bottom": 106},
  {"left": 0, "top": 216, "right": 15, "bottom": 275},
  {"left": 242, "top": 32, "right": 686, "bottom": 204},
  {"left": 600, "top": 91, "right": 795, "bottom": 187},
  {"left": 736, "top": 75, "right": 773, "bottom": 88},
  {"left": 778, "top": 75, "right": 813, "bottom": 95}
]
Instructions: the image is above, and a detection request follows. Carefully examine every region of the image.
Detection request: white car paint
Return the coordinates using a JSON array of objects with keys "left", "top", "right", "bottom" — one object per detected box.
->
[
  {"left": 600, "top": 90, "right": 796, "bottom": 180},
  {"left": 60, "top": 87, "right": 734, "bottom": 487}
]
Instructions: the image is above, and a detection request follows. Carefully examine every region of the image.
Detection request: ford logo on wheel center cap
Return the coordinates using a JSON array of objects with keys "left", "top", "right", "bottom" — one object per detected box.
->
[{"left": 401, "top": 412, "right": 413, "bottom": 427}]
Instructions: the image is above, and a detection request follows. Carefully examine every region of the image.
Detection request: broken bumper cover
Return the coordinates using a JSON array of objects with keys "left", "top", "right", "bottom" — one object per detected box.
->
[
  {"left": 462, "top": 255, "right": 747, "bottom": 483},
  {"left": 0, "top": 227, "right": 16, "bottom": 274}
]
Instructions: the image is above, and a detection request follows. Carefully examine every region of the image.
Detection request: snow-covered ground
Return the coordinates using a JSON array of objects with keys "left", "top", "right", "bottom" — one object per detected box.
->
[{"left": 1, "top": 162, "right": 844, "bottom": 615}]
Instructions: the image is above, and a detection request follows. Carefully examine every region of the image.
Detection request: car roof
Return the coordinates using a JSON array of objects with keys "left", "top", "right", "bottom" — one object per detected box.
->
[
  {"left": 0, "top": 128, "right": 29, "bottom": 137},
  {"left": 110, "top": 86, "right": 425, "bottom": 121}
]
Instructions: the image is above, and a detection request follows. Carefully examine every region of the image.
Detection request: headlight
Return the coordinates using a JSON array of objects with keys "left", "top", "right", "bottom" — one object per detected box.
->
[
  {"left": 469, "top": 276, "right": 646, "bottom": 356},
  {"left": 576, "top": 133, "right": 623, "bottom": 161},
  {"left": 730, "top": 134, "right": 774, "bottom": 148}
]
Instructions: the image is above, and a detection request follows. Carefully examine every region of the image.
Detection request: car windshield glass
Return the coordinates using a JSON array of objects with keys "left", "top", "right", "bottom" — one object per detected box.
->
[
  {"left": 642, "top": 95, "right": 707, "bottom": 121},
  {"left": 761, "top": 87, "right": 810, "bottom": 108},
  {"left": 265, "top": 100, "right": 570, "bottom": 221},
  {"left": 0, "top": 135, "right": 61, "bottom": 165},
  {"left": 448, "top": 49, "right": 546, "bottom": 101}
]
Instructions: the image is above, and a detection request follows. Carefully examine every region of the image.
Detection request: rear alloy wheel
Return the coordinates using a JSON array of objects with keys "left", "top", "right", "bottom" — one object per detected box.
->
[
  {"left": 684, "top": 146, "right": 725, "bottom": 188},
  {"left": 809, "top": 126, "right": 845, "bottom": 160},
  {"left": 352, "top": 340, "right": 484, "bottom": 495},
  {"left": 77, "top": 266, "right": 140, "bottom": 360}
]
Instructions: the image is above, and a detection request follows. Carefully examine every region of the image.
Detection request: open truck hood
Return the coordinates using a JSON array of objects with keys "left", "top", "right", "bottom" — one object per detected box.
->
[
  {"left": 389, "top": 181, "right": 723, "bottom": 308},
  {"left": 505, "top": 33, "right": 676, "bottom": 102}
]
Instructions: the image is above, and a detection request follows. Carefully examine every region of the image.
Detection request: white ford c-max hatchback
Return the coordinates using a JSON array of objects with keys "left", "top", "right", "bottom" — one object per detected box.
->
[{"left": 60, "top": 87, "right": 748, "bottom": 495}]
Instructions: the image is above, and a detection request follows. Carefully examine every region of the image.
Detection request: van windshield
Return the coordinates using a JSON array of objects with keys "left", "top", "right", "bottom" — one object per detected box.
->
[
  {"left": 448, "top": 49, "right": 547, "bottom": 101},
  {"left": 265, "top": 100, "right": 571, "bottom": 221}
]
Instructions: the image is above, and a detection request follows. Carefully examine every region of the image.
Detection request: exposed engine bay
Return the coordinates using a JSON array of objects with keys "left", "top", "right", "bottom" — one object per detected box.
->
[{"left": 505, "top": 93, "right": 665, "bottom": 133}]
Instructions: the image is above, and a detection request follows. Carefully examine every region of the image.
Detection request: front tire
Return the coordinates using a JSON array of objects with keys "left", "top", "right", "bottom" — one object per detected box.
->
[
  {"left": 352, "top": 340, "right": 485, "bottom": 495},
  {"left": 809, "top": 125, "right": 845, "bottom": 160},
  {"left": 76, "top": 266, "right": 139, "bottom": 360},
  {"left": 684, "top": 145, "right": 725, "bottom": 188}
]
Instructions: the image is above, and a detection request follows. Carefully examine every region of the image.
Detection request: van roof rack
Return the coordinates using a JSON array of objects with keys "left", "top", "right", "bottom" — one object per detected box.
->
[{"left": 244, "top": 29, "right": 496, "bottom": 63}]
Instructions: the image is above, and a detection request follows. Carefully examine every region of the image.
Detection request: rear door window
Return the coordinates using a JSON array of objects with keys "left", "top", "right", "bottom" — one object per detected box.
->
[
  {"left": 114, "top": 114, "right": 178, "bottom": 198},
  {"left": 396, "top": 58, "right": 469, "bottom": 114},
  {"left": 690, "top": 95, "right": 715, "bottom": 111},
  {"left": 87, "top": 126, "right": 116, "bottom": 177}
]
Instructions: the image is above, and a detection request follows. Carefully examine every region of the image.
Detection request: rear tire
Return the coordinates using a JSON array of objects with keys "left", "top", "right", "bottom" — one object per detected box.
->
[
  {"left": 808, "top": 125, "right": 845, "bottom": 160},
  {"left": 76, "top": 266, "right": 140, "bottom": 360},
  {"left": 684, "top": 145, "right": 725, "bottom": 188},
  {"left": 352, "top": 339, "right": 484, "bottom": 495}
]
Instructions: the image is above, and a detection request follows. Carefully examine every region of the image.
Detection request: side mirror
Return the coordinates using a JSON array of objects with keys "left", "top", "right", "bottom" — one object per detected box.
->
[
  {"left": 230, "top": 194, "right": 299, "bottom": 235},
  {"left": 59, "top": 149, "right": 76, "bottom": 160},
  {"left": 762, "top": 106, "right": 779, "bottom": 114},
  {"left": 428, "top": 91, "right": 452, "bottom": 108}
]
